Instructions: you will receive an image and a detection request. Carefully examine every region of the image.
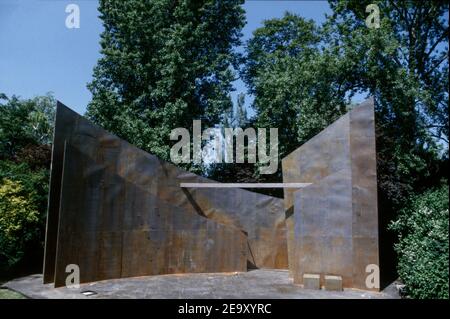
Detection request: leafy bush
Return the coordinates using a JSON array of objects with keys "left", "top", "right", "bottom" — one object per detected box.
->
[
  {"left": 0, "top": 94, "right": 53, "bottom": 274},
  {"left": 0, "top": 161, "right": 49, "bottom": 216},
  {"left": 0, "top": 161, "right": 49, "bottom": 272},
  {"left": 390, "top": 184, "right": 449, "bottom": 299},
  {"left": 0, "top": 178, "right": 40, "bottom": 268}
]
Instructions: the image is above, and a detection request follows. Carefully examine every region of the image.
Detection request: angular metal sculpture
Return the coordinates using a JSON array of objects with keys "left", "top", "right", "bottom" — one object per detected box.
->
[
  {"left": 44, "top": 99, "right": 378, "bottom": 290},
  {"left": 44, "top": 102, "right": 288, "bottom": 286},
  {"left": 282, "top": 99, "right": 379, "bottom": 290}
]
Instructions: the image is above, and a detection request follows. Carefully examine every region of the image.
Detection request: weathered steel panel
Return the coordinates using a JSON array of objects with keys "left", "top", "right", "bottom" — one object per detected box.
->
[
  {"left": 282, "top": 112, "right": 351, "bottom": 274},
  {"left": 293, "top": 169, "right": 354, "bottom": 287},
  {"left": 282, "top": 99, "right": 379, "bottom": 290},
  {"left": 45, "top": 102, "right": 287, "bottom": 285},
  {"left": 43, "top": 104, "right": 78, "bottom": 283},
  {"left": 349, "top": 99, "right": 379, "bottom": 289},
  {"left": 54, "top": 143, "right": 247, "bottom": 287}
]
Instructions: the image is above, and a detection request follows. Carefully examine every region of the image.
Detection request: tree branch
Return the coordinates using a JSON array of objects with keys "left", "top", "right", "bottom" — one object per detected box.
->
[
  {"left": 424, "top": 27, "right": 449, "bottom": 60},
  {"left": 429, "top": 132, "right": 449, "bottom": 144},
  {"left": 390, "top": 0, "right": 411, "bottom": 30},
  {"left": 425, "top": 54, "right": 448, "bottom": 76}
]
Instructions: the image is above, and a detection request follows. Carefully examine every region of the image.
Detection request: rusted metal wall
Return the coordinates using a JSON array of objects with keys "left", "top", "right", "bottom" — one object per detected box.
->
[
  {"left": 282, "top": 99, "right": 379, "bottom": 290},
  {"left": 54, "top": 142, "right": 247, "bottom": 286},
  {"left": 44, "top": 102, "right": 288, "bottom": 286},
  {"left": 180, "top": 186, "right": 288, "bottom": 269}
]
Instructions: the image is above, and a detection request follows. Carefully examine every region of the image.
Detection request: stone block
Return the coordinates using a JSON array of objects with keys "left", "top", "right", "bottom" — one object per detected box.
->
[
  {"left": 303, "top": 274, "right": 321, "bottom": 289},
  {"left": 324, "top": 275, "right": 343, "bottom": 291}
]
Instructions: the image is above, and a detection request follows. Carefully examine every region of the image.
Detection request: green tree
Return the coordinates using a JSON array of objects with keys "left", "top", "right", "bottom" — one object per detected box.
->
[
  {"left": 390, "top": 184, "right": 449, "bottom": 299},
  {"left": 0, "top": 178, "right": 40, "bottom": 269},
  {"left": 0, "top": 94, "right": 54, "bottom": 273},
  {"left": 87, "top": 0, "right": 245, "bottom": 171},
  {"left": 242, "top": 2, "right": 448, "bottom": 196},
  {"left": 326, "top": 0, "right": 449, "bottom": 205},
  {"left": 242, "top": 12, "right": 352, "bottom": 161},
  {"left": 0, "top": 93, "right": 55, "bottom": 161},
  {"left": 222, "top": 92, "right": 248, "bottom": 128},
  {"left": 234, "top": 92, "right": 248, "bottom": 127},
  {"left": 240, "top": 13, "right": 356, "bottom": 196}
]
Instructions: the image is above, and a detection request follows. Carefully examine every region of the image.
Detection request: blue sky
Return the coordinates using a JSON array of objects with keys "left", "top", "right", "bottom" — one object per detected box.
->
[{"left": 0, "top": 0, "right": 335, "bottom": 115}]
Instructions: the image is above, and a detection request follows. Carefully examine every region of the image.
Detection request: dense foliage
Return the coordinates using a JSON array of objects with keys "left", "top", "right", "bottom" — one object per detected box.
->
[
  {"left": 0, "top": 94, "right": 54, "bottom": 274},
  {"left": 390, "top": 185, "right": 449, "bottom": 299},
  {"left": 242, "top": 1, "right": 448, "bottom": 200},
  {"left": 326, "top": 0, "right": 448, "bottom": 208},
  {"left": 87, "top": 0, "right": 245, "bottom": 172},
  {"left": 0, "top": 165, "right": 48, "bottom": 271},
  {"left": 242, "top": 13, "right": 350, "bottom": 158}
]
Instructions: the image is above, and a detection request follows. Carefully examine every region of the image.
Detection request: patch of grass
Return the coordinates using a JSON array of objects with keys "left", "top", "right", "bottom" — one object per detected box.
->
[{"left": 0, "top": 288, "right": 26, "bottom": 299}]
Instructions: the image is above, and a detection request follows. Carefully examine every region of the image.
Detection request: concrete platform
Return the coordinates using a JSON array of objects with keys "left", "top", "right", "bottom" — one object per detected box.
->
[{"left": 2, "top": 270, "right": 399, "bottom": 299}]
